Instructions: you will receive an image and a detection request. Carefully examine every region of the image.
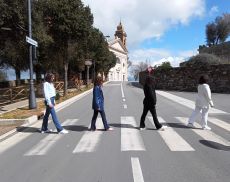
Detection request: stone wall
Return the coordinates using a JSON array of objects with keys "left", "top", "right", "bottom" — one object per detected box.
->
[{"left": 139, "top": 64, "right": 230, "bottom": 93}]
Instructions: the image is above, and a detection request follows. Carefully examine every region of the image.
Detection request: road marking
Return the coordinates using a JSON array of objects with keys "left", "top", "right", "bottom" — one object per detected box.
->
[
  {"left": 24, "top": 119, "right": 78, "bottom": 156},
  {"left": 124, "top": 104, "right": 127, "bottom": 109},
  {"left": 0, "top": 119, "right": 44, "bottom": 154},
  {"left": 73, "top": 118, "right": 104, "bottom": 153},
  {"left": 156, "top": 90, "right": 227, "bottom": 114},
  {"left": 121, "top": 116, "right": 145, "bottom": 151},
  {"left": 0, "top": 133, "right": 32, "bottom": 154},
  {"left": 148, "top": 117, "right": 195, "bottom": 151},
  {"left": 121, "top": 83, "right": 125, "bottom": 98},
  {"left": 208, "top": 117, "right": 230, "bottom": 132},
  {"left": 176, "top": 117, "right": 230, "bottom": 147},
  {"left": 131, "top": 157, "right": 145, "bottom": 182}
]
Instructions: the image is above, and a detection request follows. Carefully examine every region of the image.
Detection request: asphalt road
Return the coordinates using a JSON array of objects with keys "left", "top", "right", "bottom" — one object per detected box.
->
[{"left": 0, "top": 81, "right": 229, "bottom": 182}]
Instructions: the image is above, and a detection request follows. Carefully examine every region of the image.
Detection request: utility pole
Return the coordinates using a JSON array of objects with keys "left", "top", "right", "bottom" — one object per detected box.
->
[{"left": 28, "top": 0, "right": 37, "bottom": 109}]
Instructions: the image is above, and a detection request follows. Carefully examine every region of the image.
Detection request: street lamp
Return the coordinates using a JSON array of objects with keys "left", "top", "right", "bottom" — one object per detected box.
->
[
  {"left": 27, "top": 0, "right": 37, "bottom": 109},
  {"left": 85, "top": 59, "right": 92, "bottom": 85}
]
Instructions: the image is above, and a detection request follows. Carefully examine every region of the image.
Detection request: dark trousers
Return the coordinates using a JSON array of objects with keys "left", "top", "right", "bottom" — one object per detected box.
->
[
  {"left": 140, "top": 104, "right": 162, "bottom": 129},
  {"left": 90, "top": 110, "right": 109, "bottom": 130}
]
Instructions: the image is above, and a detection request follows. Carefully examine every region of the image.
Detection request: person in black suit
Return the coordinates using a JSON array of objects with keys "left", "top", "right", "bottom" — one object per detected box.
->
[{"left": 140, "top": 76, "right": 167, "bottom": 130}]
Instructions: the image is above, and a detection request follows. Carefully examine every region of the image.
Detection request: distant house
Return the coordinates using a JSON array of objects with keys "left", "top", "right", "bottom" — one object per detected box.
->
[{"left": 107, "top": 22, "right": 128, "bottom": 81}]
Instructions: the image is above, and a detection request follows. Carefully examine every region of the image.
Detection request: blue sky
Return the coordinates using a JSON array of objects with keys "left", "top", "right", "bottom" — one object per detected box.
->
[{"left": 83, "top": 0, "right": 230, "bottom": 67}]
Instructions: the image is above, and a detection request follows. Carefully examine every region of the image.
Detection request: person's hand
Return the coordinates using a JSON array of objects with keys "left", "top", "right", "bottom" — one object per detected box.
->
[
  {"left": 97, "top": 108, "right": 101, "bottom": 111},
  {"left": 49, "top": 103, "right": 54, "bottom": 108}
]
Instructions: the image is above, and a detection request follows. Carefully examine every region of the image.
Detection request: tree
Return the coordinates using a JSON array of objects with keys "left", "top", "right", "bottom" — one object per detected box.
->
[
  {"left": 87, "top": 28, "right": 116, "bottom": 78},
  {"left": 157, "top": 61, "right": 172, "bottom": 69},
  {"left": 39, "top": 0, "right": 93, "bottom": 95},
  {"left": 206, "top": 13, "right": 230, "bottom": 46},
  {"left": 0, "top": 69, "right": 7, "bottom": 81},
  {"left": 130, "top": 61, "right": 148, "bottom": 81},
  {"left": 0, "top": 0, "right": 29, "bottom": 85}
]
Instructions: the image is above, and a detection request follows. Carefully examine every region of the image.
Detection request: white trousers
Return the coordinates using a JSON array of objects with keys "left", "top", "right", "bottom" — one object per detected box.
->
[{"left": 188, "top": 106, "right": 209, "bottom": 127}]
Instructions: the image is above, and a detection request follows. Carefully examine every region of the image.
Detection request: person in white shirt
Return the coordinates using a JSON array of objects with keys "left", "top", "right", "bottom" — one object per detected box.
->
[
  {"left": 187, "top": 75, "right": 214, "bottom": 130},
  {"left": 41, "top": 73, "right": 68, "bottom": 134}
]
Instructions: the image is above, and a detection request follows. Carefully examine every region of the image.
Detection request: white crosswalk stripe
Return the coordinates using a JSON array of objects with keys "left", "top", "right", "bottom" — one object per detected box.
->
[
  {"left": 72, "top": 118, "right": 104, "bottom": 153},
  {"left": 131, "top": 157, "right": 145, "bottom": 182},
  {"left": 2, "top": 115, "right": 230, "bottom": 157},
  {"left": 156, "top": 90, "right": 227, "bottom": 114},
  {"left": 148, "top": 117, "right": 195, "bottom": 151},
  {"left": 176, "top": 117, "right": 230, "bottom": 147},
  {"left": 121, "top": 116, "right": 145, "bottom": 151},
  {"left": 24, "top": 119, "right": 78, "bottom": 156},
  {"left": 208, "top": 117, "right": 230, "bottom": 132}
]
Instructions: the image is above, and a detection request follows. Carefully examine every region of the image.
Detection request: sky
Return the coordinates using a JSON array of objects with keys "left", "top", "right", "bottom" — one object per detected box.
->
[{"left": 82, "top": 0, "right": 230, "bottom": 67}]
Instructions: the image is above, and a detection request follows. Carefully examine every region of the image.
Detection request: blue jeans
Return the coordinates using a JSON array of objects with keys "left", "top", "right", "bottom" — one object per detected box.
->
[
  {"left": 90, "top": 110, "right": 109, "bottom": 130},
  {"left": 42, "top": 97, "right": 63, "bottom": 132}
]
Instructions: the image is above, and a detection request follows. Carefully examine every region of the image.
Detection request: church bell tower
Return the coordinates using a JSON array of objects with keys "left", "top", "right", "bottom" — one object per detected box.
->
[{"left": 114, "top": 21, "right": 127, "bottom": 48}]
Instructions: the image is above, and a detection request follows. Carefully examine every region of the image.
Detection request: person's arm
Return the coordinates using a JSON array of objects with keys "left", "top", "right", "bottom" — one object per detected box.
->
[
  {"left": 204, "top": 85, "right": 214, "bottom": 107},
  {"left": 43, "top": 82, "right": 53, "bottom": 107}
]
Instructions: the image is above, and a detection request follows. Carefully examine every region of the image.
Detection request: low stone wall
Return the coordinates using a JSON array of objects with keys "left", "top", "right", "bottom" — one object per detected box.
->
[{"left": 139, "top": 64, "right": 230, "bottom": 93}]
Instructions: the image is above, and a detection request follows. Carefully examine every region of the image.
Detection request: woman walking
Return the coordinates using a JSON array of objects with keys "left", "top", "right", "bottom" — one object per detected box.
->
[
  {"left": 41, "top": 73, "right": 68, "bottom": 134},
  {"left": 187, "top": 75, "right": 214, "bottom": 130},
  {"left": 90, "top": 76, "right": 113, "bottom": 131}
]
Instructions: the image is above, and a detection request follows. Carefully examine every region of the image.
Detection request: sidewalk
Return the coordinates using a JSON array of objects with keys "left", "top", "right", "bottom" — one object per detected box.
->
[{"left": 0, "top": 98, "right": 43, "bottom": 115}]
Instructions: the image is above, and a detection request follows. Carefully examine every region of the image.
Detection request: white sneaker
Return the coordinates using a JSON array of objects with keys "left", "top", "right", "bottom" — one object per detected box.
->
[
  {"left": 40, "top": 129, "right": 53, "bottom": 133},
  {"left": 59, "top": 129, "right": 69, "bottom": 134},
  {"left": 106, "top": 127, "right": 114, "bottom": 131},
  {"left": 187, "top": 123, "right": 194, "bottom": 128},
  {"left": 202, "top": 126, "right": 211, "bottom": 130},
  {"left": 139, "top": 127, "right": 146, "bottom": 130},
  {"left": 158, "top": 125, "right": 168, "bottom": 131}
]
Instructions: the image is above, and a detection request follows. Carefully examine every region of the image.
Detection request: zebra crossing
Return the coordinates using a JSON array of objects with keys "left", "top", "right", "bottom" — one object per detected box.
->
[{"left": 0, "top": 115, "right": 229, "bottom": 156}]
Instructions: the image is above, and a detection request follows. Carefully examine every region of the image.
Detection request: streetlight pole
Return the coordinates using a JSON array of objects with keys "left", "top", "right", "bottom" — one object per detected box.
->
[
  {"left": 28, "top": 0, "right": 37, "bottom": 109},
  {"left": 85, "top": 59, "right": 92, "bottom": 85}
]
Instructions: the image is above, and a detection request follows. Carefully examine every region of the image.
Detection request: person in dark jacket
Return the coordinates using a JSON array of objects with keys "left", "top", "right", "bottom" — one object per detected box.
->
[
  {"left": 90, "top": 76, "right": 113, "bottom": 131},
  {"left": 140, "top": 76, "right": 167, "bottom": 130}
]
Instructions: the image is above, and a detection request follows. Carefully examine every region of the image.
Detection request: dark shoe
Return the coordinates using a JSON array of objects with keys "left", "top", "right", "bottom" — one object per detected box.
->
[
  {"left": 89, "top": 128, "right": 96, "bottom": 131},
  {"left": 40, "top": 129, "right": 53, "bottom": 133}
]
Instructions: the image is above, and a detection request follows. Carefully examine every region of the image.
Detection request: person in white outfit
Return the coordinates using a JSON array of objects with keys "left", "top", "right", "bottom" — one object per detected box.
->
[
  {"left": 41, "top": 73, "right": 69, "bottom": 134},
  {"left": 187, "top": 75, "right": 214, "bottom": 130}
]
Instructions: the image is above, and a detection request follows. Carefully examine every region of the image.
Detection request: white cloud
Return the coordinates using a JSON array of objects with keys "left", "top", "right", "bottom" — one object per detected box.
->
[
  {"left": 209, "top": 6, "right": 219, "bottom": 16},
  {"left": 82, "top": 0, "right": 205, "bottom": 47},
  {"left": 129, "top": 48, "right": 198, "bottom": 67}
]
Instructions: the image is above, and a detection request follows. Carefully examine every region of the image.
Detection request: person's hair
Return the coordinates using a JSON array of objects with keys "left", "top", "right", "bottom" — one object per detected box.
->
[
  {"left": 45, "top": 73, "right": 54, "bottom": 83},
  {"left": 199, "top": 75, "right": 209, "bottom": 84},
  {"left": 94, "top": 76, "right": 103, "bottom": 86}
]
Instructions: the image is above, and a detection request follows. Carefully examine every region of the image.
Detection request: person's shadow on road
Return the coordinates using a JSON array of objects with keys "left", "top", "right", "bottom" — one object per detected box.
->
[{"left": 199, "top": 140, "right": 230, "bottom": 151}]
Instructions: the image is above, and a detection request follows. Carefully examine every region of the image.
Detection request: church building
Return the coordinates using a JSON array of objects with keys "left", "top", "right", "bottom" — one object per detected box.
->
[{"left": 107, "top": 22, "right": 128, "bottom": 81}]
